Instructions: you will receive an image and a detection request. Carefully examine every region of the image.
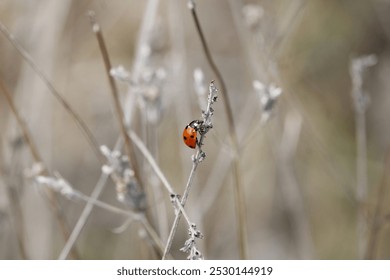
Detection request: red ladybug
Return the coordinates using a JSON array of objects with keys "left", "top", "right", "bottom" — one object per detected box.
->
[{"left": 182, "top": 120, "right": 202, "bottom": 149}]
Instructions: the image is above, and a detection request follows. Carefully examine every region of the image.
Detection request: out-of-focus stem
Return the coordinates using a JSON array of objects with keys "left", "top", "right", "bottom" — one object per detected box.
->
[
  {"left": 365, "top": 148, "right": 390, "bottom": 259},
  {"left": 0, "top": 21, "right": 104, "bottom": 164},
  {"left": 0, "top": 78, "right": 79, "bottom": 259}
]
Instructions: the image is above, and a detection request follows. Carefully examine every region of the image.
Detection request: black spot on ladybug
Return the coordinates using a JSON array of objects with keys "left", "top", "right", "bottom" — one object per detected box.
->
[
  {"left": 183, "top": 136, "right": 187, "bottom": 140},
  {"left": 190, "top": 135, "right": 194, "bottom": 138}
]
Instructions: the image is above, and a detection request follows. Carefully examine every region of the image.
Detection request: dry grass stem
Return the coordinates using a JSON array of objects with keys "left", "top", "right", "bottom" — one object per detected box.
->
[
  {"left": 88, "top": 12, "right": 141, "bottom": 184},
  {"left": 186, "top": 0, "right": 248, "bottom": 259},
  {"left": 0, "top": 78, "right": 79, "bottom": 259},
  {"left": 36, "top": 172, "right": 164, "bottom": 255},
  {"left": 350, "top": 54, "right": 377, "bottom": 258},
  {"left": 0, "top": 21, "right": 104, "bottom": 164},
  {"left": 128, "top": 129, "right": 199, "bottom": 230},
  {"left": 365, "top": 149, "right": 390, "bottom": 259}
]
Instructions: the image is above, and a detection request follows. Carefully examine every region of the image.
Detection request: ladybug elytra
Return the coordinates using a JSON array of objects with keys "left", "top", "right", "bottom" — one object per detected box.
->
[{"left": 182, "top": 120, "right": 202, "bottom": 149}]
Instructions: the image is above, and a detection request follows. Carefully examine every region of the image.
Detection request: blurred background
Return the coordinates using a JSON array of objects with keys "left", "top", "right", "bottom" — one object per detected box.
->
[{"left": 1, "top": 0, "right": 390, "bottom": 260}]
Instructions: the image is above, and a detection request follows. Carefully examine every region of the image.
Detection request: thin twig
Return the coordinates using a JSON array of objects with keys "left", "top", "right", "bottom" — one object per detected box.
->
[
  {"left": 186, "top": 0, "right": 248, "bottom": 259},
  {"left": 128, "top": 129, "right": 197, "bottom": 229},
  {"left": 350, "top": 54, "right": 377, "bottom": 258},
  {"left": 0, "top": 79, "right": 42, "bottom": 164},
  {"left": 0, "top": 78, "right": 79, "bottom": 259},
  {"left": 88, "top": 11, "right": 142, "bottom": 186},
  {"left": 0, "top": 155, "right": 28, "bottom": 259},
  {"left": 277, "top": 112, "right": 314, "bottom": 259},
  {"left": 131, "top": 0, "right": 169, "bottom": 242},
  {"left": 0, "top": 21, "right": 104, "bottom": 164},
  {"left": 128, "top": 130, "right": 175, "bottom": 194},
  {"left": 162, "top": 159, "right": 199, "bottom": 260},
  {"left": 365, "top": 148, "right": 390, "bottom": 259},
  {"left": 129, "top": 116, "right": 206, "bottom": 258},
  {"left": 58, "top": 171, "right": 109, "bottom": 259},
  {"left": 36, "top": 173, "right": 165, "bottom": 256},
  {"left": 162, "top": 81, "right": 217, "bottom": 259}
]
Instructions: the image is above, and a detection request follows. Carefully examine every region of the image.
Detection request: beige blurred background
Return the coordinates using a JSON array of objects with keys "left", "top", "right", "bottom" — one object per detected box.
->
[{"left": 1, "top": 0, "right": 390, "bottom": 259}]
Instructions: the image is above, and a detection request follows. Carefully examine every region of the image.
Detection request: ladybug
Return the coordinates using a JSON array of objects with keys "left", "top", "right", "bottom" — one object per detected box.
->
[{"left": 182, "top": 120, "right": 202, "bottom": 149}]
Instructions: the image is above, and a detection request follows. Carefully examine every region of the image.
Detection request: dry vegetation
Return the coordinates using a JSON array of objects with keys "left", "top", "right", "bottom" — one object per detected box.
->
[{"left": 1, "top": 0, "right": 390, "bottom": 260}]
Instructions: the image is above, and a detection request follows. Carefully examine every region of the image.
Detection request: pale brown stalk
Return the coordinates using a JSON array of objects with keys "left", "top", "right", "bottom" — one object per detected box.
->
[
  {"left": 0, "top": 21, "right": 104, "bottom": 165},
  {"left": 88, "top": 11, "right": 142, "bottom": 187},
  {"left": 0, "top": 78, "right": 79, "bottom": 259}
]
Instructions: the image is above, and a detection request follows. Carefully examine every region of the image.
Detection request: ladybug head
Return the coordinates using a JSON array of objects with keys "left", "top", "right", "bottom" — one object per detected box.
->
[{"left": 188, "top": 120, "right": 203, "bottom": 131}]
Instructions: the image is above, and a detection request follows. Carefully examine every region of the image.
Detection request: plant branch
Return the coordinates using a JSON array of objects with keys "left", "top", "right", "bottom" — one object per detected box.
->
[
  {"left": 128, "top": 128, "right": 198, "bottom": 230},
  {"left": 88, "top": 11, "right": 142, "bottom": 186},
  {"left": 186, "top": 0, "right": 248, "bottom": 259},
  {"left": 0, "top": 77, "right": 79, "bottom": 259},
  {"left": 365, "top": 148, "right": 390, "bottom": 259},
  {"left": 36, "top": 173, "right": 165, "bottom": 256},
  {"left": 350, "top": 54, "right": 377, "bottom": 258},
  {"left": 162, "top": 81, "right": 217, "bottom": 259},
  {"left": 0, "top": 21, "right": 104, "bottom": 164}
]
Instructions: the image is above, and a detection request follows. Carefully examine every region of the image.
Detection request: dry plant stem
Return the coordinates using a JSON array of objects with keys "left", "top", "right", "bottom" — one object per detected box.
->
[
  {"left": 89, "top": 11, "right": 161, "bottom": 255},
  {"left": 88, "top": 199, "right": 165, "bottom": 255},
  {"left": 350, "top": 55, "right": 376, "bottom": 258},
  {"left": 127, "top": 129, "right": 199, "bottom": 258},
  {"left": 365, "top": 149, "right": 390, "bottom": 259},
  {"left": 58, "top": 172, "right": 109, "bottom": 259},
  {"left": 197, "top": 96, "right": 260, "bottom": 217},
  {"left": 126, "top": 0, "right": 169, "bottom": 241},
  {"left": 162, "top": 153, "right": 199, "bottom": 260},
  {"left": 356, "top": 108, "right": 368, "bottom": 258},
  {"left": 127, "top": 129, "right": 200, "bottom": 256},
  {"left": 128, "top": 130, "right": 174, "bottom": 194},
  {"left": 56, "top": 186, "right": 164, "bottom": 255},
  {"left": 0, "top": 21, "right": 103, "bottom": 164},
  {"left": 4, "top": 185, "right": 28, "bottom": 258},
  {"left": 0, "top": 78, "right": 79, "bottom": 259},
  {"left": 88, "top": 12, "right": 141, "bottom": 185},
  {"left": 0, "top": 159, "right": 27, "bottom": 259},
  {"left": 59, "top": 137, "right": 122, "bottom": 259},
  {"left": 168, "top": 0, "right": 195, "bottom": 240},
  {"left": 162, "top": 81, "right": 217, "bottom": 259},
  {"left": 130, "top": 0, "right": 160, "bottom": 82},
  {"left": 187, "top": 1, "right": 248, "bottom": 259},
  {"left": 0, "top": 79, "right": 41, "bottom": 163},
  {"left": 129, "top": 129, "right": 196, "bottom": 229},
  {"left": 277, "top": 112, "right": 314, "bottom": 258}
]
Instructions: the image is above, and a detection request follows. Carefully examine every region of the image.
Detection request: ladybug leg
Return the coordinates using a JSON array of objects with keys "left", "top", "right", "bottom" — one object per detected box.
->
[{"left": 195, "top": 136, "right": 200, "bottom": 148}]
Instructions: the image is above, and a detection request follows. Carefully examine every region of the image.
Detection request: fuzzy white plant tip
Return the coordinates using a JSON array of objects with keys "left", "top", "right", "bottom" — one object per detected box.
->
[
  {"left": 100, "top": 145, "right": 146, "bottom": 211},
  {"left": 101, "top": 165, "right": 113, "bottom": 175},
  {"left": 100, "top": 145, "right": 111, "bottom": 157},
  {"left": 87, "top": 11, "right": 100, "bottom": 33},
  {"left": 35, "top": 173, "right": 76, "bottom": 199},
  {"left": 350, "top": 54, "right": 377, "bottom": 113},
  {"left": 110, "top": 65, "right": 131, "bottom": 83},
  {"left": 242, "top": 4, "right": 264, "bottom": 29},
  {"left": 253, "top": 80, "right": 282, "bottom": 114},
  {"left": 187, "top": 0, "right": 196, "bottom": 10},
  {"left": 24, "top": 162, "right": 45, "bottom": 178}
]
